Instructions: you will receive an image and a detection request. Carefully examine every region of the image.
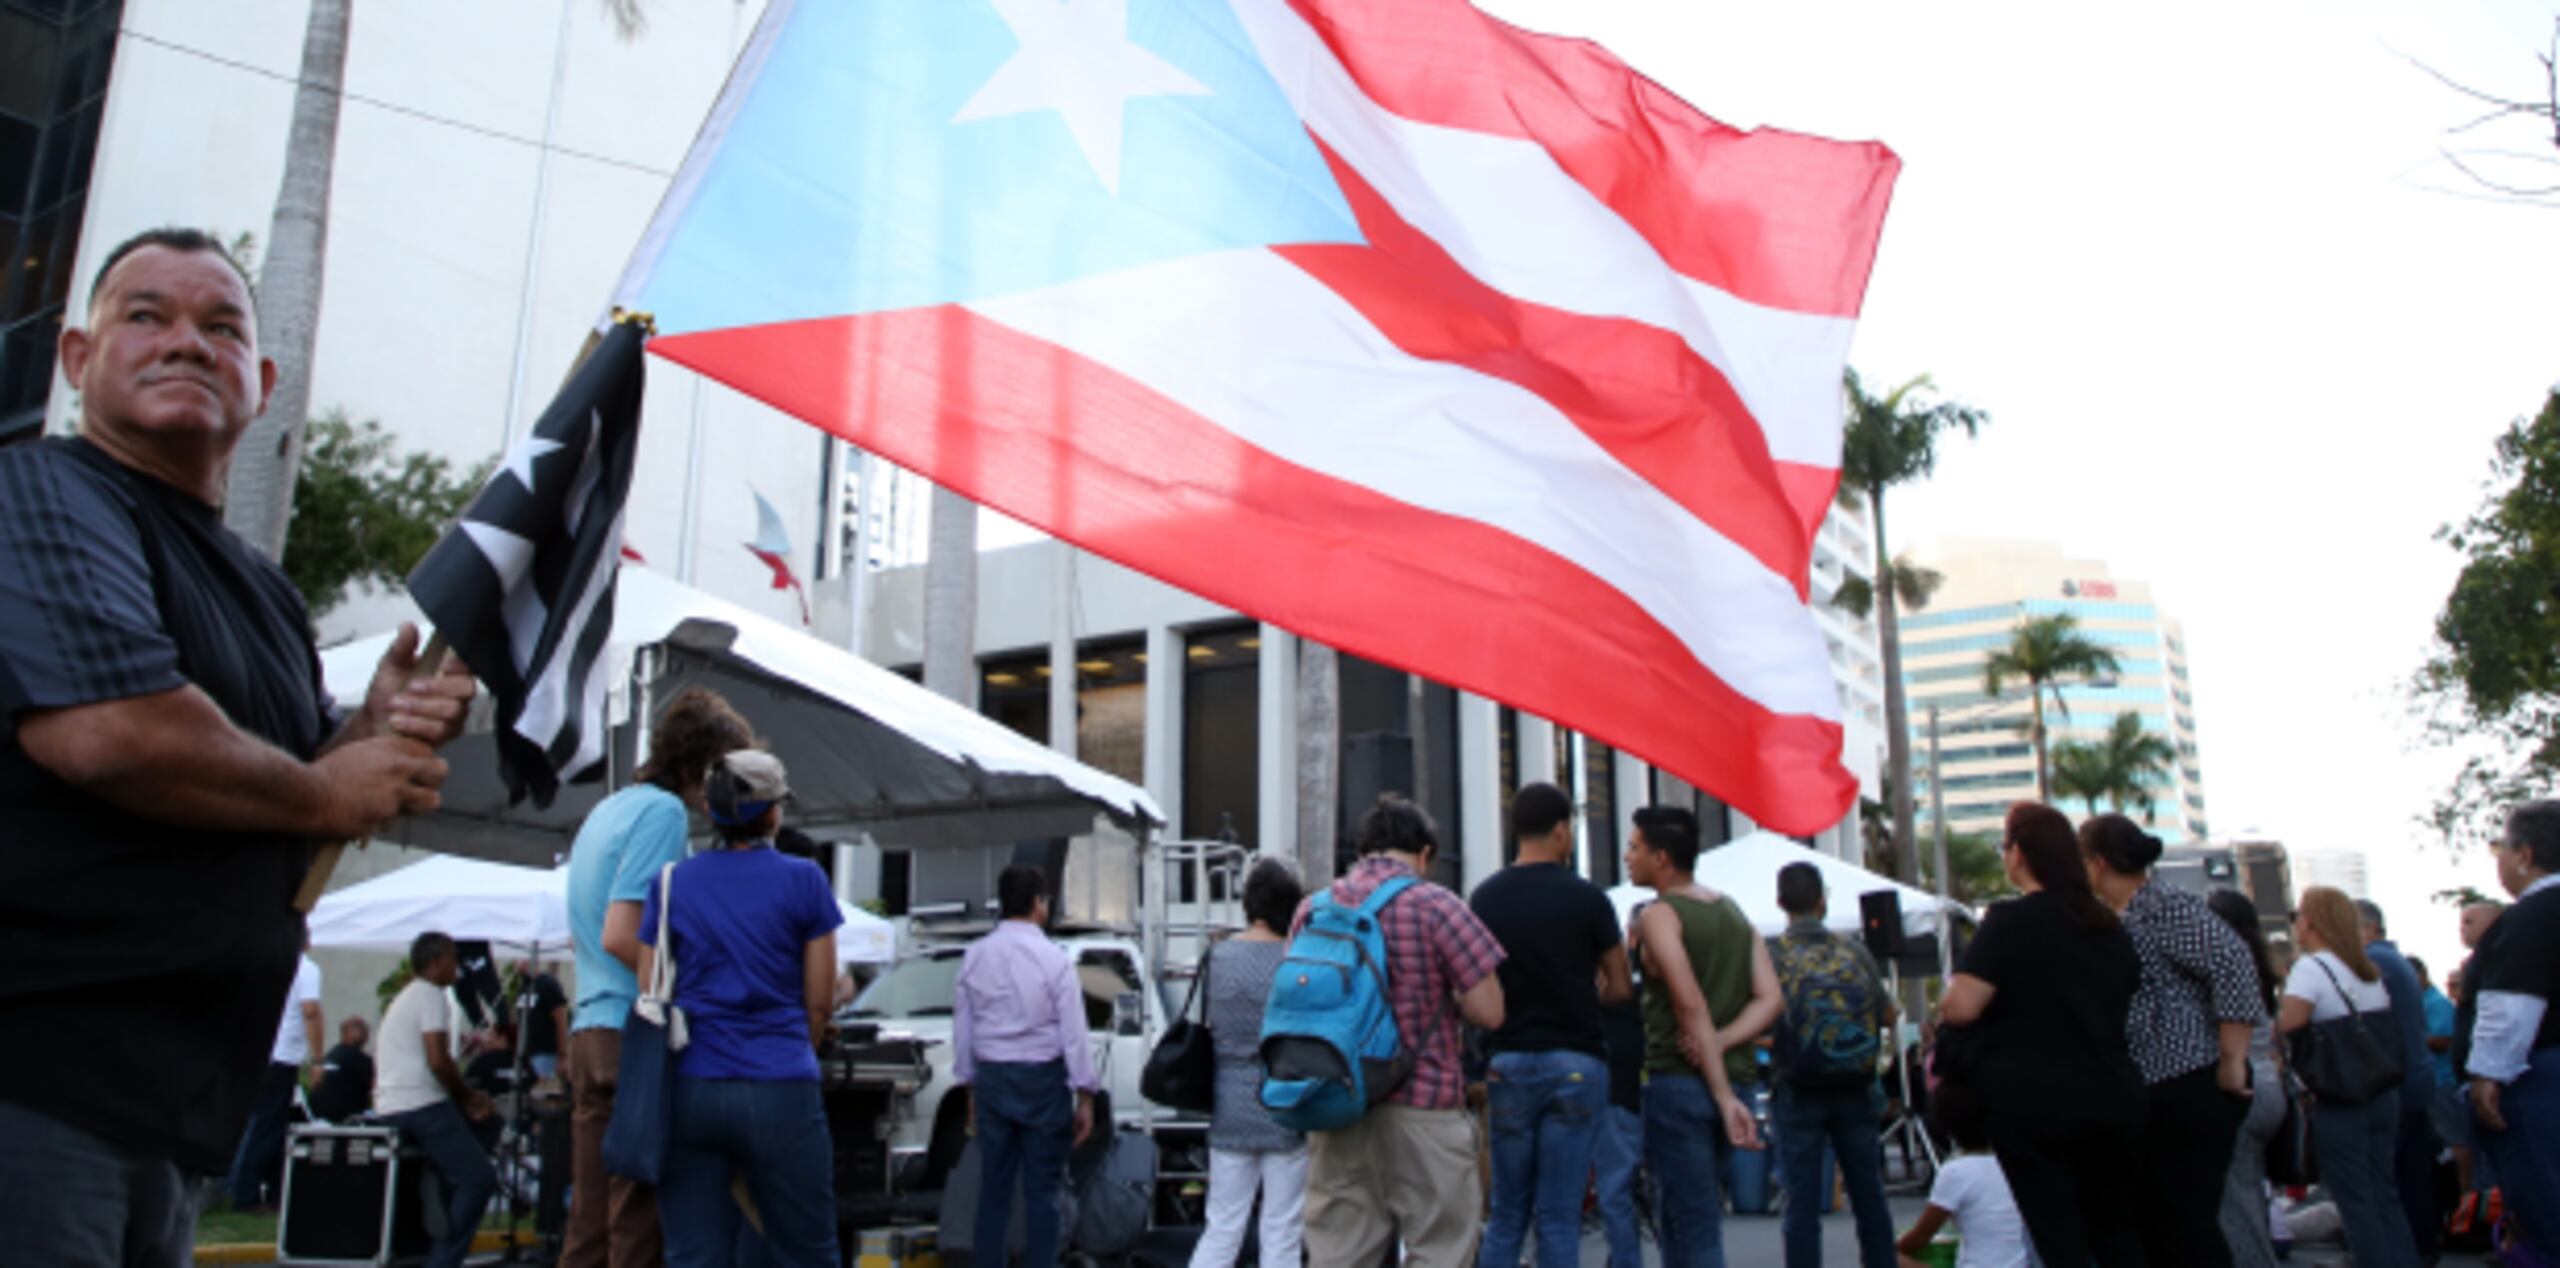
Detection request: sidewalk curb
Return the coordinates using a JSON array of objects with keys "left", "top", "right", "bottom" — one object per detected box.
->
[{"left": 196, "top": 1228, "right": 529, "bottom": 1264}]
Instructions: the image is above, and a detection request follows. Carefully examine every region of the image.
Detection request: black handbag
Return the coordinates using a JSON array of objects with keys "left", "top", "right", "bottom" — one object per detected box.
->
[
  {"left": 2289, "top": 955, "right": 2405, "bottom": 1105},
  {"left": 2265, "top": 1065, "right": 2317, "bottom": 1186},
  {"left": 1141, "top": 948, "right": 1216, "bottom": 1113}
]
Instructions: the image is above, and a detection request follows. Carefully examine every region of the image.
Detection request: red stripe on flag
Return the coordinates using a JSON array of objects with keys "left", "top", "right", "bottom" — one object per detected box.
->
[
  {"left": 1288, "top": 0, "right": 1899, "bottom": 320},
  {"left": 1774, "top": 462, "right": 1845, "bottom": 546},
  {"left": 1278, "top": 141, "right": 1811, "bottom": 593},
  {"left": 651, "top": 311, "right": 1856, "bottom": 832}
]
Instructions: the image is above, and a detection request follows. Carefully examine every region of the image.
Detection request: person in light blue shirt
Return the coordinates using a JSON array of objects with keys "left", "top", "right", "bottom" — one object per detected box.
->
[
  {"left": 2413, "top": 957, "right": 2457, "bottom": 1088},
  {"left": 560, "top": 687, "right": 754, "bottom": 1268}
]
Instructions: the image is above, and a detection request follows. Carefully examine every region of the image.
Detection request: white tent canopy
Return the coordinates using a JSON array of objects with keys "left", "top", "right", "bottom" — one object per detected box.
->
[
  {"left": 1607, "top": 831, "right": 1969, "bottom": 940},
  {"left": 320, "top": 566, "right": 1163, "bottom": 867},
  {"left": 308, "top": 852, "right": 898, "bottom": 964}
]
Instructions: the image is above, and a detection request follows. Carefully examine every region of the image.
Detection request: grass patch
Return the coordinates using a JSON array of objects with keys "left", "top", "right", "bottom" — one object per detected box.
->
[{"left": 195, "top": 1207, "right": 278, "bottom": 1246}]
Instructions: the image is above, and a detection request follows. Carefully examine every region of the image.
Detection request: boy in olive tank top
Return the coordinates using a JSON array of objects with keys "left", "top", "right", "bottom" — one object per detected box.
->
[{"left": 1624, "top": 806, "right": 1781, "bottom": 1267}]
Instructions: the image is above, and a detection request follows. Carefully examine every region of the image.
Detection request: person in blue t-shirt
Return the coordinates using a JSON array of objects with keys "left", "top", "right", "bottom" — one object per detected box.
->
[
  {"left": 562, "top": 687, "right": 755, "bottom": 1267},
  {"left": 640, "top": 749, "right": 844, "bottom": 1268},
  {"left": 2414, "top": 956, "right": 2457, "bottom": 1088}
]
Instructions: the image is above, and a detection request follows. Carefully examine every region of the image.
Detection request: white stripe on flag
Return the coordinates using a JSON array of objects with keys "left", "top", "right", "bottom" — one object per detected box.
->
[
  {"left": 514, "top": 507, "right": 624, "bottom": 768},
  {"left": 966, "top": 248, "right": 1843, "bottom": 721},
  {"left": 1234, "top": 0, "right": 1856, "bottom": 470}
]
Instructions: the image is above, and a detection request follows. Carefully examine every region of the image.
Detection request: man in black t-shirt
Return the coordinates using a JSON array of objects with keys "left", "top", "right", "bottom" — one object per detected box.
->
[
  {"left": 516, "top": 960, "right": 570, "bottom": 1083},
  {"left": 309, "top": 1017, "right": 378, "bottom": 1124},
  {"left": 0, "top": 229, "right": 475, "bottom": 1263},
  {"left": 1468, "top": 782, "right": 1632, "bottom": 1268}
]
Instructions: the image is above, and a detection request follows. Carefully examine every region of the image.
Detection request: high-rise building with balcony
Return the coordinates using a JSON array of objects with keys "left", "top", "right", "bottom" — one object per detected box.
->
[{"left": 1902, "top": 537, "right": 2208, "bottom": 842}]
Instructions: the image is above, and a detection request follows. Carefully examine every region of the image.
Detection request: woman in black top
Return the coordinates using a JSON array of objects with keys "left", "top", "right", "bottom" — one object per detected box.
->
[
  {"left": 1939, "top": 802, "right": 2148, "bottom": 1268},
  {"left": 2084, "top": 813, "right": 2265, "bottom": 1268}
]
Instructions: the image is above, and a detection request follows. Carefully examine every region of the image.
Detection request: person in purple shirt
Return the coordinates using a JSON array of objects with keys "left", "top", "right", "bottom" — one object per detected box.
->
[{"left": 955, "top": 865, "right": 1098, "bottom": 1267}]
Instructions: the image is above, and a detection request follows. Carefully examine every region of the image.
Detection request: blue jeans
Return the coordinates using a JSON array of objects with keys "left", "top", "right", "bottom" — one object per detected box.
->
[
  {"left": 1479, "top": 1049, "right": 1607, "bottom": 1268},
  {"left": 381, "top": 1101, "right": 499, "bottom": 1268},
  {"left": 659, "top": 1078, "right": 838, "bottom": 1268},
  {"left": 2482, "top": 1048, "right": 2560, "bottom": 1260},
  {"left": 2312, "top": 1094, "right": 2420, "bottom": 1268},
  {"left": 0, "top": 1100, "right": 198, "bottom": 1268},
  {"left": 1591, "top": 1104, "right": 1644, "bottom": 1268},
  {"left": 1645, "top": 1073, "right": 1736, "bottom": 1268},
  {"left": 226, "top": 1060, "right": 299, "bottom": 1207},
  {"left": 973, "top": 1059, "right": 1075, "bottom": 1267},
  {"left": 1772, "top": 1083, "right": 1897, "bottom": 1268}
]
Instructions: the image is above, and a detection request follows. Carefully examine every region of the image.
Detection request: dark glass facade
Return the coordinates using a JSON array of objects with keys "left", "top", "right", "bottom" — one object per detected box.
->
[{"left": 1, "top": 0, "right": 120, "bottom": 443}]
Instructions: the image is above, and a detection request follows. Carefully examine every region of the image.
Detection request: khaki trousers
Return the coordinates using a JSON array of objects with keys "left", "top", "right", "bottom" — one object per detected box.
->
[
  {"left": 560, "top": 1028, "right": 663, "bottom": 1268},
  {"left": 1305, "top": 1103, "right": 1484, "bottom": 1268}
]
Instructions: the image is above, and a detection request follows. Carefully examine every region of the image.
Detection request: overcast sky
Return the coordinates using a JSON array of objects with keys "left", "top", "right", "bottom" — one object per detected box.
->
[{"left": 1470, "top": 0, "right": 2559, "bottom": 970}]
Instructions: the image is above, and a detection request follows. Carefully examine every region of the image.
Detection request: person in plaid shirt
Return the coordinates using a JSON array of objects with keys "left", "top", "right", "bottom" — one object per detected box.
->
[{"left": 1294, "top": 794, "right": 1506, "bottom": 1268}]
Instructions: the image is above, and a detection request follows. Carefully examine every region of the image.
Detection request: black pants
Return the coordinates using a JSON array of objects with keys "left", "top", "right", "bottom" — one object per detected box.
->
[
  {"left": 2393, "top": 1098, "right": 2442, "bottom": 1258},
  {"left": 1991, "top": 1104, "right": 2150, "bottom": 1268},
  {"left": 2138, "top": 1065, "right": 2248, "bottom": 1268}
]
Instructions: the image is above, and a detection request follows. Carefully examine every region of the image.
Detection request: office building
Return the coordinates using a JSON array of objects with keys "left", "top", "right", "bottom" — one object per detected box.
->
[
  {"left": 2293, "top": 849, "right": 2372, "bottom": 903},
  {"left": 1903, "top": 537, "right": 2208, "bottom": 842}
]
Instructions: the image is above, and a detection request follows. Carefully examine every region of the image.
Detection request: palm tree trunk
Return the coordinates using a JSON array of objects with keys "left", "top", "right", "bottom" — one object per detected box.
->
[
  {"left": 1296, "top": 641, "right": 1340, "bottom": 888},
  {"left": 1872, "top": 486, "right": 1918, "bottom": 884},
  {"left": 223, "top": 0, "right": 349, "bottom": 559},
  {"left": 921, "top": 484, "right": 977, "bottom": 703},
  {"left": 2031, "top": 684, "right": 2052, "bottom": 801}
]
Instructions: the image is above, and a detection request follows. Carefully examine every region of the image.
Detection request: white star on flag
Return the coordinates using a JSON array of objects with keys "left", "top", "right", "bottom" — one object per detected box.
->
[
  {"left": 496, "top": 434, "right": 562, "bottom": 492},
  {"left": 953, "top": 0, "right": 1211, "bottom": 195}
]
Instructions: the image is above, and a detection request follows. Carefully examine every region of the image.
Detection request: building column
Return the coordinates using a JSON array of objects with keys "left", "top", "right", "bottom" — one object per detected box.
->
[
  {"left": 1517, "top": 714, "right": 1556, "bottom": 786},
  {"left": 1142, "top": 623, "right": 1183, "bottom": 837},
  {"left": 1614, "top": 753, "right": 1651, "bottom": 835},
  {"left": 1257, "top": 625, "right": 1299, "bottom": 860},
  {"left": 1458, "top": 693, "right": 1502, "bottom": 896},
  {"left": 1048, "top": 544, "right": 1077, "bottom": 756}
]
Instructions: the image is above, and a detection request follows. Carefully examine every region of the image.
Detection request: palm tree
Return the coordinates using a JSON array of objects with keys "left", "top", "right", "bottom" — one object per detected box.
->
[
  {"left": 2050, "top": 742, "right": 2114, "bottom": 818},
  {"left": 1982, "top": 614, "right": 2123, "bottom": 800},
  {"left": 222, "top": 0, "right": 350, "bottom": 559},
  {"left": 2085, "top": 711, "right": 2178, "bottom": 820},
  {"left": 921, "top": 485, "right": 978, "bottom": 703},
  {"left": 1829, "top": 556, "right": 1944, "bottom": 623},
  {"left": 1297, "top": 640, "right": 1340, "bottom": 886},
  {"left": 1840, "top": 369, "right": 1988, "bottom": 885}
]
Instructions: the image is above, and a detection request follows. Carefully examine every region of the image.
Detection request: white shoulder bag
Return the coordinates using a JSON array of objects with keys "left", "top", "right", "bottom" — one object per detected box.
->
[{"left": 633, "top": 861, "right": 690, "bottom": 1051}]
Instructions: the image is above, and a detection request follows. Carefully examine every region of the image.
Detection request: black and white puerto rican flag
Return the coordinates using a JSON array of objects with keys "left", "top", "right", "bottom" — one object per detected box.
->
[{"left": 408, "top": 320, "right": 647, "bottom": 806}]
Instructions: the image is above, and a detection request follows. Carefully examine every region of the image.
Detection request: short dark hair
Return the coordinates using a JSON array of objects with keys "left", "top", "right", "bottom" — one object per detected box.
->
[
  {"left": 2077, "top": 813, "right": 2163, "bottom": 876},
  {"left": 2506, "top": 800, "right": 2560, "bottom": 873},
  {"left": 1776, "top": 861, "right": 1825, "bottom": 915},
  {"left": 1353, "top": 793, "right": 1438, "bottom": 858},
  {"left": 1631, "top": 805, "right": 1700, "bottom": 873},
  {"left": 639, "top": 688, "right": 756, "bottom": 797},
  {"left": 998, "top": 864, "right": 1048, "bottom": 920},
  {"left": 1241, "top": 857, "right": 1305, "bottom": 935},
  {"left": 2409, "top": 955, "right": 2431, "bottom": 986},
  {"left": 89, "top": 227, "right": 257, "bottom": 313},
  {"left": 1511, "top": 782, "right": 1572, "bottom": 843},
  {"left": 2353, "top": 898, "right": 2387, "bottom": 937},
  {"left": 1931, "top": 1077, "right": 1991, "bottom": 1153},
  {"left": 409, "top": 931, "right": 457, "bottom": 974}
]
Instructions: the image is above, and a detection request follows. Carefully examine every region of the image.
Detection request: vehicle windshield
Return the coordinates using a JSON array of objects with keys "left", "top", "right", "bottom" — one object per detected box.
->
[{"left": 849, "top": 953, "right": 962, "bottom": 1019}]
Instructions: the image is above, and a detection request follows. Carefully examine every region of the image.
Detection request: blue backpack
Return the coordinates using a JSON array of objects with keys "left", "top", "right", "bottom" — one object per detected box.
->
[{"left": 1258, "top": 876, "right": 1423, "bottom": 1132}]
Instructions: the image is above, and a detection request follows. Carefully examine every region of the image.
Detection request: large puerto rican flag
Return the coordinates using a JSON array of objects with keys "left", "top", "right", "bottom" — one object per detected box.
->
[{"left": 612, "top": 0, "right": 1897, "bottom": 834}]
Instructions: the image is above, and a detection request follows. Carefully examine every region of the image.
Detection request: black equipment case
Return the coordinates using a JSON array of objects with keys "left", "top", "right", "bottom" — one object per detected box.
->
[{"left": 277, "top": 1123, "right": 435, "bottom": 1266}]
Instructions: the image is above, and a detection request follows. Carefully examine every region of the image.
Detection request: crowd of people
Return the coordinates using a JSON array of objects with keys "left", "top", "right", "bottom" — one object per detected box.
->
[{"left": 5, "top": 226, "right": 2560, "bottom": 1268}]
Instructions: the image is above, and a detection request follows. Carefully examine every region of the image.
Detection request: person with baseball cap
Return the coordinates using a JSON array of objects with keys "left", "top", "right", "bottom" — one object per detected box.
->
[{"left": 635, "top": 749, "right": 845, "bottom": 1266}]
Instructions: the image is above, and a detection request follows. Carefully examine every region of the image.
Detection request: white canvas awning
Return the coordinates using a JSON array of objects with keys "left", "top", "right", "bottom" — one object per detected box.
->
[
  {"left": 308, "top": 852, "right": 897, "bottom": 963},
  {"left": 320, "top": 566, "right": 1163, "bottom": 868},
  {"left": 1608, "top": 831, "right": 1970, "bottom": 940}
]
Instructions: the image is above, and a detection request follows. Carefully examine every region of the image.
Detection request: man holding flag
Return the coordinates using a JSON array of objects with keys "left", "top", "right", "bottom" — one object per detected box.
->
[{"left": 0, "top": 228, "right": 474, "bottom": 1263}]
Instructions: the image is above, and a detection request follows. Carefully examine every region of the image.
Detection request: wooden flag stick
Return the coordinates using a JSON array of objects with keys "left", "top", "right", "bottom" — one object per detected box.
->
[{"left": 295, "top": 631, "right": 453, "bottom": 913}]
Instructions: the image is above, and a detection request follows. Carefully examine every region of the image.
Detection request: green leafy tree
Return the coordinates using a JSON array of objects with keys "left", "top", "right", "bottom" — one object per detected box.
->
[
  {"left": 1924, "top": 829, "right": 2016, "bottom": 906},
  {"left": 2051, "top": 710, "right": 2178, "bottom": 820},
  {"left": 1983, "top": 613, "right": 2123, "bottom": 801},
  {"left": 281, "top": 412, "right": 489, "bottom": 616},
  {"left": 2419, "top": 389, "right": 2560, "bottom": 844},
  {"left": 1841, "top": 370, "right": 1988, "bottom": 885}
]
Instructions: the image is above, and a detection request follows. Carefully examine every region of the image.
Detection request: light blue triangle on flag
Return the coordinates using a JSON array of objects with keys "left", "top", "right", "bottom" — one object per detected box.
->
[{"left": 638, "top": 0, "right": 1365, "bottom": 338}]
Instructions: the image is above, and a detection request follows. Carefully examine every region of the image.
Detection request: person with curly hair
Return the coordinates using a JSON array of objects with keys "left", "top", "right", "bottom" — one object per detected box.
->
[{"left": 561, "top": 687, "right": 756, "bottom": 1268}]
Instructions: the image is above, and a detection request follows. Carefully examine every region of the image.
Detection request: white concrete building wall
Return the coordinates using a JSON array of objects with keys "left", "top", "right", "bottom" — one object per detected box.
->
[{"left": 63, "top": 0, "right": 827, "bottom": 644}]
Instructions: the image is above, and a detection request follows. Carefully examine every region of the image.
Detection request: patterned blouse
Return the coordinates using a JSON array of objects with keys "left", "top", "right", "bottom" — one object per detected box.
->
[
  {"left": 2122, "top": 879, "right": 2268, "bottom": 1084},
  {"left": 1203, "top": 938, "right": 1300, "bottom": 1153}
]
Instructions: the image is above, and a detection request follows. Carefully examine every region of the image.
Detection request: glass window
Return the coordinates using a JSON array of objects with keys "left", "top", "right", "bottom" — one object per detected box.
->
[
  {"left": 847, "top": 951, "right": 963, "bottom": 1020},
  {"left": 1180, "top": 624, "right": 1258, "bottom": 845},
  {"left": 978, "top": 648, "right": 1049, "bottom": 745},
  {"left": 1075, "top": 637, "right": 1146, "bottom": 787}
]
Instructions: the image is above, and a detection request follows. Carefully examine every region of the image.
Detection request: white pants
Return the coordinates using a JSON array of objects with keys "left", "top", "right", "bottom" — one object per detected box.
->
[{"left": 1191, "top": 1145, "right": 1309, "bottom": 1268}]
